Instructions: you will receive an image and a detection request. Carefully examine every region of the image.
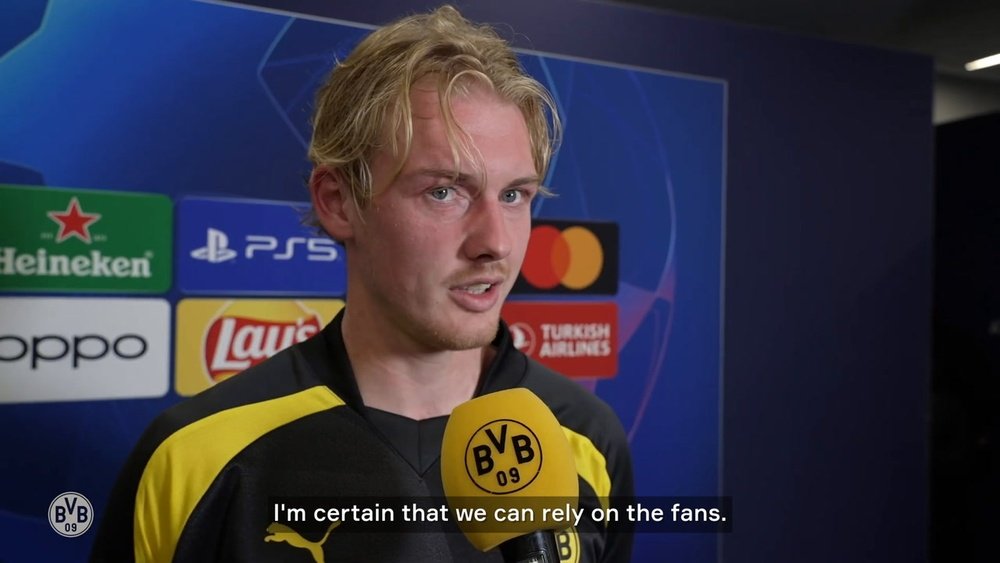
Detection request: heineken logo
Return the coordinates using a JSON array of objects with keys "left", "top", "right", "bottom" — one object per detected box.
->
[
  {"left": 0, "top": 185, "right": 172, "bottom": 293},
  {"left": 0, "top": 249, "right": 153, "bottom": 279},
  {"left": 47, "top": 197, "right": 102, "bottom": 244}
]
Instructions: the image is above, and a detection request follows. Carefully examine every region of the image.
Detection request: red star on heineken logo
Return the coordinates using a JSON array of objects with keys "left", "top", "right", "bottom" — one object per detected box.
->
[{"left": 47, "top": 197, "right": 102, "bottom": 244}]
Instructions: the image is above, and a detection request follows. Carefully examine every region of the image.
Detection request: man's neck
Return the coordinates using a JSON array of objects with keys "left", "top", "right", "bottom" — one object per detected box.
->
[{"left": 340, "top": 308, "right": 496, "bottom": 420}]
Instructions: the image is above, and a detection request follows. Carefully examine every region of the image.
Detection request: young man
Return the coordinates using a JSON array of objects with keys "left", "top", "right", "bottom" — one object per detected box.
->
[{"left": 91, "top": 6, "right": 633, "bottom": 562}]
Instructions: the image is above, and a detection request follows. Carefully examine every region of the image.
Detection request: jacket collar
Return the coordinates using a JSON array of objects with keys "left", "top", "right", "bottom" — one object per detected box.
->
[{"left": 305, "top": 309, "right": 528, "bottom": 413}]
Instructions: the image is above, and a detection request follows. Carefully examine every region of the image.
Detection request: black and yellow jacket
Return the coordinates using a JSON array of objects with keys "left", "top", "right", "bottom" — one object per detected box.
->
[{"left": 90, "top": 312, "right": 634, "bottom": 562}]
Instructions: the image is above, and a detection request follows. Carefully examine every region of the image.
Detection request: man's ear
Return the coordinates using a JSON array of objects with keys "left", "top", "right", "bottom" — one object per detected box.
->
[{"left": 309, "top": 165, "right": 355, "bottom": 242}]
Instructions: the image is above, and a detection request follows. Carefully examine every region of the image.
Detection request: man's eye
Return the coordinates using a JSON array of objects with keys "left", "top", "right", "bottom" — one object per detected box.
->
[
  {"left": 501, "top": 189, "right": 526, "bottom": 204},
  {"left": 429, "top": 187, "right": 455, "bottom": 201}
]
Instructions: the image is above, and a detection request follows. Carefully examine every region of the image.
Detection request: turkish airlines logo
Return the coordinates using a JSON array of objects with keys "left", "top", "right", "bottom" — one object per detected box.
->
[
  {"left": 190, "top": 228, "right": 337, "bottom": 264},
  {"left": 508, "top": 322, "right": 537, "bottom": 356},
  {"left": 47, "top": 197, "right": 101, "bottom": 244},
  {"left": 502, "top": 302, "right": 618, "bottom": 378},
  {"left": 513, "top": 220, "right": 618, "bottom": 295}
]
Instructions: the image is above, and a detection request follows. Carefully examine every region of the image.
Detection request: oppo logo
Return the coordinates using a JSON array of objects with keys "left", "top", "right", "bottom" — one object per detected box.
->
[
  {"left": 0, "top": 297, "right": 169, "bottom": 403},
  {"left": 0, "top": 334, "right": 148, "bottom": 369}
]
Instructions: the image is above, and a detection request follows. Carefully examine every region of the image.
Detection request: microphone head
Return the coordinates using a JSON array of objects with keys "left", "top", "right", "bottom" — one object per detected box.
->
[{"left": 441, "top": 388, "right": 579, "bottom": 551}]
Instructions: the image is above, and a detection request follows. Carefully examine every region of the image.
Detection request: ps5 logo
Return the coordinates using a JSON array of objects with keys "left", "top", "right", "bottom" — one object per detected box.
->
[
  {"left": 191, "top": 229, "right": 238, "bottom": 263},
  {"left": 190, "top": 228, "right": 339, "bottom": 264}
]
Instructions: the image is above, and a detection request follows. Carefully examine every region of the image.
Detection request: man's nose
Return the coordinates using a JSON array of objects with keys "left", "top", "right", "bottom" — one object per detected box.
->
[{"left": 462, "top": 197, "right": 512, "bottom": 262}]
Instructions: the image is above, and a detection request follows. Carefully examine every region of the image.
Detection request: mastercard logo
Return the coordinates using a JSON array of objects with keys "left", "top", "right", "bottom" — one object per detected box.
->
[
  {"left": 522, "top": 226, "right": 603, "bottom": 289},
  {"left": 514, "top": 220, "right": 618, "bottom": 295}
]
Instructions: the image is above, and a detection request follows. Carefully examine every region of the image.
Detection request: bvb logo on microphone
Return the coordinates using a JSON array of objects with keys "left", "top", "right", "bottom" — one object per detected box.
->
[{"left": 465, "top": 419, "right": 542, "bottom": 494}]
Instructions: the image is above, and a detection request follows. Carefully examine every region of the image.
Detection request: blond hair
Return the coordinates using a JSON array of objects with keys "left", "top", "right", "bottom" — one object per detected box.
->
[{"left": 308, "top": 5, "right": 560, "bottom": 214}]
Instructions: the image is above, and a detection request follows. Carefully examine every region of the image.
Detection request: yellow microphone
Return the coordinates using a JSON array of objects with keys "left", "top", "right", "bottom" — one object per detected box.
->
[{"left": 441, "top": 388, "right": 579, "bottom": 563}]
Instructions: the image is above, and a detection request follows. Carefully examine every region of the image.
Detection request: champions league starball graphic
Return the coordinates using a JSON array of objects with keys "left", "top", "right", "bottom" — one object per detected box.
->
[{"left": 0, "top": 3, "right": 723, "bottom": 561}]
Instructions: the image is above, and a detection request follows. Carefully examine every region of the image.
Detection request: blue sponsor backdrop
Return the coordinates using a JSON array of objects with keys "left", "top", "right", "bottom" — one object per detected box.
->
[
  {"left": 0, "top": 1, "right": 723, "bottom": 561},
  {"left": 177, "top": 197, "right": 346, "bottom": 296},
  {"left": 0, "top": 0, "right": 932, "bottom": 562}
]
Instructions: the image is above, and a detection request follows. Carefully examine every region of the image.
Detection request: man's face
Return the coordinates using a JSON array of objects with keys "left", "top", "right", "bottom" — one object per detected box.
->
[{"left": 346, "top": 81, "right": 538, "bottom": 351}]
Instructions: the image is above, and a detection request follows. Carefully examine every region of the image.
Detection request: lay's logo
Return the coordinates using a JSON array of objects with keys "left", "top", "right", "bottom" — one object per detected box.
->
[
  {"left": 203, "top": 313, "right": 323, "bottom": 380},
  {"left": 175, "top": 299, "right": 344, "bottom": 396},
  {"left": 513, "top": 220, "right": 617, "bottom": 295}
]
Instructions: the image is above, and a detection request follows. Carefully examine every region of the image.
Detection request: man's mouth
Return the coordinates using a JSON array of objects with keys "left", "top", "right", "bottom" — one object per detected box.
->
[
  {"left": 449, "top": 278, "right": 505, "bottom": 312},
  {"left": 452, "top": 276, "right": 504, "bottom": 294},
  {"left": 461, "top": 283, "right": 493, "bottom": 295}
]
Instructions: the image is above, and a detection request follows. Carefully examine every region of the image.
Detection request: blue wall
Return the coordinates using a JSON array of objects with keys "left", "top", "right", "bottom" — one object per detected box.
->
[
  {"left": 1, "top": 0, "right": 932, "bottom": 561},
  {"left": 337, "top": 1, "right": 935, "bottom": 561}
]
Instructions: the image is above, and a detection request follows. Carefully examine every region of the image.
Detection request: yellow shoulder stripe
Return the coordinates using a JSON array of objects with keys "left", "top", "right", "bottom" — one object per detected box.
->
[
  {"left": 560, "top": 426, "right": 612, "bottom": 514},
  {"left": 133, "top": 386, "right": 345, "bottom": 562}
]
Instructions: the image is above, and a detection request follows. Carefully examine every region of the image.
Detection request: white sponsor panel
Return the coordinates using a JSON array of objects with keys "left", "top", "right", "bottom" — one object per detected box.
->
[{"left": 0, "top": 297, "right": 169, "bottom": 403}]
